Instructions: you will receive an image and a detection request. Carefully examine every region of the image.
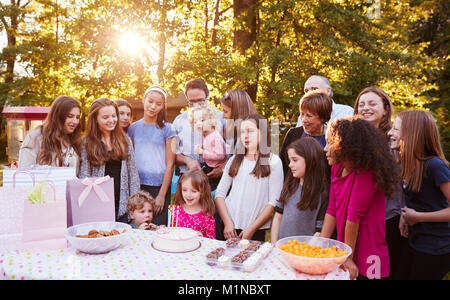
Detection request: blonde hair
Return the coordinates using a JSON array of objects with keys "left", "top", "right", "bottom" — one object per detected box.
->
[
  {"left": 398, "top": 110, "right": 448, "bottom": 192},
  {"left": 126, "top": 191, "right": 155, "bottom": 214},
  {"left": 188, "top": 104, "right": 220, "bottom": 132}
]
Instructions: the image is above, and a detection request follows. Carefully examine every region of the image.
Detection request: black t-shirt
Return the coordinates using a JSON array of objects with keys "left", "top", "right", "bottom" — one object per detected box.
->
[
  {"left": 404, "top": 157, "right": 450, "bottom": 255},
  {"left": 104, "top": 157, "right": 122, "bottom": 217}
]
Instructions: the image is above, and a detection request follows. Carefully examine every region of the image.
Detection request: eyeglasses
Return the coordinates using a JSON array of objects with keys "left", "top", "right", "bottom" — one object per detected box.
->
[{"left": 188, "top": 98, "right": 207, "bottom": 106}]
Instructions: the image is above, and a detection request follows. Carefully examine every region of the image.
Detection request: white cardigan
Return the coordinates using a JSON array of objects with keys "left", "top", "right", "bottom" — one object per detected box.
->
[{"left": 215, "top": 154, "right": 284, "bottom": 230}]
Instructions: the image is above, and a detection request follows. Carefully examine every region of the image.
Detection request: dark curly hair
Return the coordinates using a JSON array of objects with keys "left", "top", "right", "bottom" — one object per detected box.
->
[{"left": 327, "top": 116, "right": 399, "bottom": 198}]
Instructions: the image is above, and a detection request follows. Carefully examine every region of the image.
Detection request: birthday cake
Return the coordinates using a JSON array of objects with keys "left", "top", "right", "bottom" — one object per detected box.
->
[{"left": 152, "top": 227, "right": 200, "bottom": 253}]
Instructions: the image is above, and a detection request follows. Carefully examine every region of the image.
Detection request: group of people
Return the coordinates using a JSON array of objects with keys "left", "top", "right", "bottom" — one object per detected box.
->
[{"left": 17, "top": 76, "right": 449, "bottom": 280}]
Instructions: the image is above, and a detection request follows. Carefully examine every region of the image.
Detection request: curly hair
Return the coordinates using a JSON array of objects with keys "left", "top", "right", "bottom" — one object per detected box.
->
[
  {"left": 126, "top": 190, "right": 155, "bottom": 214},
  {"left": 188, "top": 104, "right": 220, "bottom": 132},
  {"left": 327, "top": 116, "right": 399, "bottom": 198}
]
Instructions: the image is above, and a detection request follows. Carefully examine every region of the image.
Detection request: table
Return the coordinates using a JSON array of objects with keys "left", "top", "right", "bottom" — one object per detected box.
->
[{"left": 0, "top": 230, "right": 349, "bottom": 280}]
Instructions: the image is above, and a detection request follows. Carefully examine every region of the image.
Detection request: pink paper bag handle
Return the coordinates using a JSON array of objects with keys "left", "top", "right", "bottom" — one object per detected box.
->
[
  {"left": 37, "top": 180, "right": 57, "bottom": 204},
  {"left": 12, "top": 170, "right": 36, "bottom": 189}
]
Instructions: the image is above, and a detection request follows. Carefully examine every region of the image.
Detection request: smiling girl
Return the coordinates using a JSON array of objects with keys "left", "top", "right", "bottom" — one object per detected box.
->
[
  {"left": 79, "top": 98, "right": 140, "bottom": 222},
  {"left": 127, "top": 86, "right": 176, "bottom": 226},
  {"left": 271, "top": 137, "right": 329, "bottom": 242},
  {"left": 215, "top": 114, "right": 284, "bottom": 241},
  {"left": 19, "top": 96, "right": 82, "bottom": 171},
  {"left": 172, "top": 169, "right": 216, "bottom": 238}
]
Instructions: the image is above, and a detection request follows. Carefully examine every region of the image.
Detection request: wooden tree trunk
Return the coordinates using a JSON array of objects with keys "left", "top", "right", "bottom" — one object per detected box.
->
[
  {"left": 233, "top": 0, "right": 259, "bottom": 101},
  {"left": 233, "top": 0, "right": 258, "bottom": 53}
]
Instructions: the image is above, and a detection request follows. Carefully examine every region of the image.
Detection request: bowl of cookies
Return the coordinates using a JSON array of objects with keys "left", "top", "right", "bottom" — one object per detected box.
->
[{"left": 65, "top": 222, "right": 132, "bottom": 254}]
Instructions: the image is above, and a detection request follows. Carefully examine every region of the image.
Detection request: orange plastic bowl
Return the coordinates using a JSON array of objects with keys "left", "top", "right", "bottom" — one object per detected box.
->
[{"left": 275, "top": 236, "right": 352, "bottom": 275}]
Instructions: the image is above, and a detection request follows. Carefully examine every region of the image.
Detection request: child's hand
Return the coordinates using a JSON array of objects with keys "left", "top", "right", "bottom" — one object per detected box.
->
[
  {"left": 154, "top": 194, "right": 165, "bottom": 216},
  {"left": 138, "top": 222, "right": 150, "bottom": 230},
  {"left": 401, "top": 207, "right": 420, "bottom": 226},
  {"left": 238, "top": 228, "right": 255, "bottom": 240},
  {"left": 223, "top": 222, "right": 237, "bottom": 240},
  {"left": 399, "top": 213, "right": 409, "bottom": 238},
  {"left": 341, "top": 258, "right": 359, "bottom": 280},
  {"left": 194, "top": 144, "right": 203, "bottom": 155}
]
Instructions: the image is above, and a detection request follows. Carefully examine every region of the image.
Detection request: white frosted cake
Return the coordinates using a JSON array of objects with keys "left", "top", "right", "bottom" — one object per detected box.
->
[{"left": 152, "top": 227, "right": 200, "bottom": 253}]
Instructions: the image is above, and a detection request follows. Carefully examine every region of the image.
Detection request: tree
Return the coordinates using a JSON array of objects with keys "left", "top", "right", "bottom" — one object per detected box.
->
[{"left": 0, "top": 1, "right": 74, "bottom": 112}]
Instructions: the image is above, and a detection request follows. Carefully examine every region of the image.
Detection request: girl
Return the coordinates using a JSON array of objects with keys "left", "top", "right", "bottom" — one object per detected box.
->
[
  {"left": 271, "top": 137, "right": 329, "bottom": 242},
  {"left": 189, "top": 104, "right": 230, "bottom": 174},
  {"left": 320, "top": 116, "right": 399, "bottom": 280},
  {"left": 79, "top": 98, "right": 140, "bottom": 223},
  {"left": 395, "top": 110, "right": 450, "bottom": 280},
  {"left": 115, "top": 99, "right": 132, "bottom": 132},
  {"left": 19, "top": 96, "right": 81, "bottom": 171},
  {"left": 215, "top": 114, "right": 284, "bottom": 241},
  {"left": 127, "top": 86, "right": 176, "bottom": 226},
  {"left": 172, "top": 169, "right": 216, "bottom": 239}
]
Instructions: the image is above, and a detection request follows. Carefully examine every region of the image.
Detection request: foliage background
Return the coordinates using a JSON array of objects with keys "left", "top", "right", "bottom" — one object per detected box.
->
[{"left": 0, "top": 0, "right": 448, "bottom": 159}]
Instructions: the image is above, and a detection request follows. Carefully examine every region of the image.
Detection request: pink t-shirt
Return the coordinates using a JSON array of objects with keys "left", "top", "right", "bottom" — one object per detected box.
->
[
  {"left": 202, "top": 130, "right": 230, "bottom": 169},
  {"left": 171, "top": 205, "right": 216, "bottom": 239},
  {"left": 326, "top": 164, "right": 390, "bottom": 279}
]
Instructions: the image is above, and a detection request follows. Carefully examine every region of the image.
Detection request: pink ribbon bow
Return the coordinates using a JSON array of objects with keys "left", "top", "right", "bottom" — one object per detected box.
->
[{"left": 78, "top": 176, "right": 111, "bottom": 207}]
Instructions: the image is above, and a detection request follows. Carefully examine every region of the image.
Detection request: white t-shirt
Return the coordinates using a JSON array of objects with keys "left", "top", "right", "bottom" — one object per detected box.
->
[{"left": 215, "top": 153, "right": 284, "bottom": 230}]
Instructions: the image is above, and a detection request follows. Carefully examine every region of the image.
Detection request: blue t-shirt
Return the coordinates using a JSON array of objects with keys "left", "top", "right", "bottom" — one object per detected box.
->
[
  {"left": 404, "top": 157, "right": 450, "bottom": 255},
  {"left": 128, "top": 119, "right": 177, "bottom": 186}
]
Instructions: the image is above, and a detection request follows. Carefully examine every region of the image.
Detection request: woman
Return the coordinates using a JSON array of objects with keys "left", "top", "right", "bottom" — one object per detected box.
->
[
  {"left": 219, "top": 89, "right": 257, "bottom": 152},
  {"left": 353, "top": 86, "right": 393, "bottom": 136},
  {"left": 19, "top": 96, "right": 81, "bottom": 171},
  {"left": 79, "top": 98, "right": 140, "bottom": 223},
  {"left": 127, "top": 86, "right": 176, "bottom": 226},
  {"left": 355, "top": 86, "right": 406, "bottom": 279},
  {"left": 395, "top": 110, "right": 450, "bottom": 280},
  {"left": 280, "top": 90, "right": 332, "bottom": 175},
  {"left": 115, "top": 99, "right": 132, "bottom": 132}
]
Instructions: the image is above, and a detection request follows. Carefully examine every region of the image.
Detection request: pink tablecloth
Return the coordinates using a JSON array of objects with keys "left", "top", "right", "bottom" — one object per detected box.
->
[{"left": 0, "top": 230, "right": 349, "bottom": 280}]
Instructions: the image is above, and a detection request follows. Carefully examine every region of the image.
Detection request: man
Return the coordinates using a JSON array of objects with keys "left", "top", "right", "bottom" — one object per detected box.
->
[
  {"left": 296, "top": 75, "right": 353, "bottom": 127},
  {"left": 173, "top": 78, "right": 227, "bottom": 240},
  {"left": 173, "top": 78, "right": 225, "bottom": 190}
]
